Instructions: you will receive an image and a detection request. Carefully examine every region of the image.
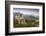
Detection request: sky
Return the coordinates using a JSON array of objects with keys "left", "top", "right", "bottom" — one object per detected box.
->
[{"left": 13, "top": 8, "right": 39, "bottom": 17}]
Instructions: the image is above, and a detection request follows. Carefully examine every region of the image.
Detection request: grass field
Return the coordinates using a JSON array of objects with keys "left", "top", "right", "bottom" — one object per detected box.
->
[{"left": 13, "top": 19, "right": 39, "bottom": 28}]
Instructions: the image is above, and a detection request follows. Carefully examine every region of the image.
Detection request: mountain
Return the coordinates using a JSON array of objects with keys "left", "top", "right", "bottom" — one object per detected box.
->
[
  {"left": 13, "top": 13, "right": 39, "bottom": 20},
  {"left": 23, "top": 15, "right": 39, "bottom": 20}
]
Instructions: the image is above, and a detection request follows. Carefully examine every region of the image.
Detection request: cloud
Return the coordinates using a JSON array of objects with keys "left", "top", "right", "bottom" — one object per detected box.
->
[{"left": 13, "top": 8, "right": 39, "bottom": 17}]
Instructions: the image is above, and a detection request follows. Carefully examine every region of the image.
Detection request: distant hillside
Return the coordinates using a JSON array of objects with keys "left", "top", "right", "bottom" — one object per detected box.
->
[{"left": 13, "top": 12, "right": 39, "bottom": 20}]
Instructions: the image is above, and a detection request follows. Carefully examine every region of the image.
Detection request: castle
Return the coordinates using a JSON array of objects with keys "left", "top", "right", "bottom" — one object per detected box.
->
[{"left": 14, "top": 12, "right": 27, "bottom": 24}]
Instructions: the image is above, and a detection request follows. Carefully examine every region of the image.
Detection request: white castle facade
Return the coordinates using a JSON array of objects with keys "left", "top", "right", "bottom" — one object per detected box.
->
[{"left": 14, "top": 12, "right": 27, "bottom": 24}]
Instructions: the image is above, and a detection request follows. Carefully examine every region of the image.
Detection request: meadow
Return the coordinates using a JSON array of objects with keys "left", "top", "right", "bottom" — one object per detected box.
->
[{"left": 13, "top": 19, "right": 39, "bottom": 28}]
